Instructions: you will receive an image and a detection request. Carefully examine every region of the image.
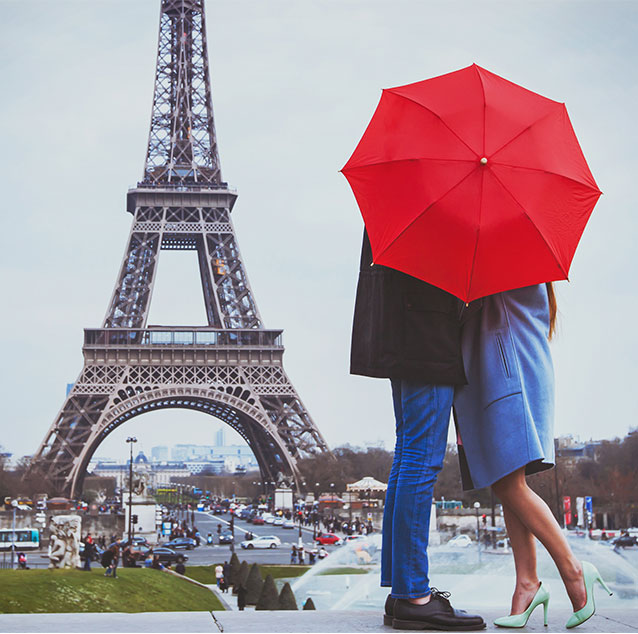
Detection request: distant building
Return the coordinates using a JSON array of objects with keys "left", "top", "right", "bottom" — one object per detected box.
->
[
  {"left": 215, "top": 426, "right": 226, "bottom": 447},
  {"left": 151, "top": 446, "right": 169, "bottom": 462},
  {"left": 556, "top": 435, "right": 603, "bottom": 463},
  {"left": 91, "top": 451, "right": 191, "bottom": 490}
]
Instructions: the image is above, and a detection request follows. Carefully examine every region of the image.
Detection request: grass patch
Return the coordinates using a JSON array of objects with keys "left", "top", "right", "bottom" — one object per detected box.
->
[
  {"left": 185, "top": 564, "right": 370, "bottom": 585},
  {"left": 0, "top": 568, "right": 224, "bottom": 614},
  {"left": 319, "top": 566, "right": 370, "bottom": 576},
  {"left": 259, "top": 565, "right": 310, "bottom": 580}
]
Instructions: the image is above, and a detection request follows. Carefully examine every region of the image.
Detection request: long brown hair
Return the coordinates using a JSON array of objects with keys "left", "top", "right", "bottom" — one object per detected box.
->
[{"left": 546, "top": 282, "right": 557, "bottom": 340}]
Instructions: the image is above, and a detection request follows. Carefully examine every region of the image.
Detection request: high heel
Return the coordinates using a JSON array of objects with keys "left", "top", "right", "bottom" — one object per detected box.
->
[
  {"left": 494, "top": 582, "right": 550, "bottom": 628},
  {"left": 565, "top": 561, "right": 613, "bottom": 629}
]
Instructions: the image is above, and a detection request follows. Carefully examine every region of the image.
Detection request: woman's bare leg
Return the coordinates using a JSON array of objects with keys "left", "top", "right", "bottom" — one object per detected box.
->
[
  {"left": 492, "top": 468, "right": 586, "bottom": 612},
  {"left": 500, "top": 503, "right": 540, "bottom": 614}
]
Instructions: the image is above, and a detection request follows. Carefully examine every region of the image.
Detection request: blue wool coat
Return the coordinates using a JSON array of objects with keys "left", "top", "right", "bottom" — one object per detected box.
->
[{"left": 453, "top": 284, "right": 555, "bottom": 491}]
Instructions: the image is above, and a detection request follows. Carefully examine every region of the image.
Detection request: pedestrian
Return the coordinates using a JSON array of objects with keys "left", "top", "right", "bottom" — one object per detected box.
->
[
  {"left": 151, "top": 554, "right": 164, "bottom": 570},
  {"left": 317, "top": 546, "right": 328, "bottom": 560},
  {"left": 215, "top": 563, "right": 224, "bottom": 587},
  {"left": 454, "top": 284, "right": 612, "bottom": 628},
  {"left": 101, "top": 545, "right": 115, "bottom": 577},
  {"left": 297, "top": 545, "right": 305, "bottom": 565},
  {"left": 83, "top": 540, "right": 93, "bottom": 571},
  {"left": 350, "top": 230, "right": 484, "bottom": 630},
  {"left": 222, "top": 560, "right": 230, "bottom": 583},
  {"left": 237, "top": 584, "right": 247, "bottom": 611},
  {"left": 17, "top": 552, "right": 28, "bottom": 570},
  {"left": 308, "top": 550, "right": 316, "bottom": 565},
  {"left": 111, "top": 544, "right": 120, "bottom": 578},
  {"left": 219, "top": 576, "right": 228, "bottom": 593},
  {"left": 290, "top": 544, "right": 297, "bottom": 564},
  {"left": 175, "top": 561, "right": 186, "bottom": 575}
]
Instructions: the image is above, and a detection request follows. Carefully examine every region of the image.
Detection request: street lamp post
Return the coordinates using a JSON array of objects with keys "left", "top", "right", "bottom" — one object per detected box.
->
[
  {"left": 330, "top": 483, "right": 335, "bottom": 521},
  {"left": 10, "top": 499, "right": 17, "bottom": 569},
  {"left": 473, "top": 501, "right": 481, "bottom": 564},
  {"left": 229, "top": 511, "right": 235, "bottom": 554},
  {"left": 314, "top": 482, "right": 320, "bottom": 538},
  {"left": 126, "top": 436, "right": 137, "bottom": 543}
]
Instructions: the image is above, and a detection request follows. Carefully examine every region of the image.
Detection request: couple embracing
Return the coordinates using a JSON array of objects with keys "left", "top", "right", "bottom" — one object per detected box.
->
[
  {"left": 350, "top": 231, "right": 610, "bottom": 630},
  {"left": 343, "top": 64, "right": 606, "bottom": 631}
]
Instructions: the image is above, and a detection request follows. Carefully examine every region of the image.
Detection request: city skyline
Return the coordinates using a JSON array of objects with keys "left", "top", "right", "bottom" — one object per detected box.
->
[{"left": 1, "top": 1, "right": 636, "bottom": 466}]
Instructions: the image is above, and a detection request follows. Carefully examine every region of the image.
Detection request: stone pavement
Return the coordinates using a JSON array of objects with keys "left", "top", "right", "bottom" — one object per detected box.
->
[{"left": 0, "top": 609, "right": 636, "bottom": 633}]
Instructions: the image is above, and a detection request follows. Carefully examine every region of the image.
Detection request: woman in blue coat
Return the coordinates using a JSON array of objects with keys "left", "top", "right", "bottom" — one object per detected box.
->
[{"left": 454, "top": 283, "right": 611, "bottom": 629}]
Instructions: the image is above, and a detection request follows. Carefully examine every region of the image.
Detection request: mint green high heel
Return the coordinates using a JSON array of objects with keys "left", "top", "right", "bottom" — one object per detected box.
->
[
  {"left": 494, "top": 582, "right": 550, "bottom": 628},
  {"left": 565, "top": 561, "right": 613, "bottom": 629}
]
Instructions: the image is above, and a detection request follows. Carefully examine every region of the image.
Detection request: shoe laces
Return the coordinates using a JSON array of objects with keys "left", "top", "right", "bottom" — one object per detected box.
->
[{"left": 430, "top": 588, "right": 452, "bottom": 606}]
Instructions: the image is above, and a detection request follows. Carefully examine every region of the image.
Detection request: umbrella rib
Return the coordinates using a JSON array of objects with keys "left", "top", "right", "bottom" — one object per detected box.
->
[
  {"left": 342, "top": 156, "right": 476, "bottom": 172},
  {"left": 374, "top": 167, "right": 479, "bottom": 262},
  {"left": 466, "top": 168, "right": 485, "bottom": 301},
  {"left": 489, "top": 162, "right": 602, "bottom": 193},
  {"left": 489, "top": 109, "right": 559, "bottom": 161},
  {"left": 386, "top": 90, "right": 479, "bottom": 158},
  {"left": 474, "top": 64, "right": 487, "bottom": 157},
  {"left": 489, "top": 171, "right": 568, "bottom": 278}
]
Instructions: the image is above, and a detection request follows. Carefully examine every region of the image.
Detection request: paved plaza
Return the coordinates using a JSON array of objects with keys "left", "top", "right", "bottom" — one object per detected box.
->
[{"left": 0, "top": 608, "right": 636, "bottom": 633}]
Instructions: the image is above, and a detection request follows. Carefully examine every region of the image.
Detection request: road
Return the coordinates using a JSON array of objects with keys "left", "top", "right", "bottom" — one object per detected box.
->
[{"left": 176, "top": 511, "right": 341, "bottom": 565}]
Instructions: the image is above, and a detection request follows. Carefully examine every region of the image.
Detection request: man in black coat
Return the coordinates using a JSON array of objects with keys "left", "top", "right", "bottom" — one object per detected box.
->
[{"left": 351, "top": 231, "right": 484, "bottom": 631}]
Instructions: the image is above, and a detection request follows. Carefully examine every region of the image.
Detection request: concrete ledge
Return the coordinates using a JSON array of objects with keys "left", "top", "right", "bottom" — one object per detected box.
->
[{"left": 0, "top": 609, "right": 636, "bottom": 633}]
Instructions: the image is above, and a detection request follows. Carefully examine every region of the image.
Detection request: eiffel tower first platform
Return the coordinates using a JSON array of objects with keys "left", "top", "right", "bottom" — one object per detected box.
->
[{"left": 29, "top": 0, "right": 329, "bottom": 498}]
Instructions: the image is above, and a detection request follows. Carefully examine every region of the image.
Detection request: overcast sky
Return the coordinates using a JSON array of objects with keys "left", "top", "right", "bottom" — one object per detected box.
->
[{"left": 1, "top": 0, "right": 636, "bottom": 463}]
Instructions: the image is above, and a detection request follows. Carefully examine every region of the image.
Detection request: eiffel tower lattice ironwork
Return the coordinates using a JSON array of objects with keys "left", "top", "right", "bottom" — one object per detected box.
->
[{"left": 29, "top": 0, "right": 329, "bottom": 498}]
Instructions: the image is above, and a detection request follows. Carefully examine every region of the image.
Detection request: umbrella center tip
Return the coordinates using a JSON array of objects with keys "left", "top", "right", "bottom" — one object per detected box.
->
[{"left": 480, "top": 157, "right": 488, "bottom": 165}]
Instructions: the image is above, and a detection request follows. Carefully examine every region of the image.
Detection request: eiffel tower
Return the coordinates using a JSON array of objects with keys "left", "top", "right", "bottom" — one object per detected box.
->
[{"left": 29, "top": 0, "right": 329, "bottom": 498}]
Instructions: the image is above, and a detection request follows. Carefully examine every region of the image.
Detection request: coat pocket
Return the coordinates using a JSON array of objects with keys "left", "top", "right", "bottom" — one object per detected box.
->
[{"left": 481, "top": 328, "right": 521, "bottom": 408}]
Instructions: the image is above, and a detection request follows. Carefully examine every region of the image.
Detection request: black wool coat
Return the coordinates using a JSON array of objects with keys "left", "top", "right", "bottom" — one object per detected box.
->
[{"left": 350, "top": 231, "right": 467, "bottom": 386}]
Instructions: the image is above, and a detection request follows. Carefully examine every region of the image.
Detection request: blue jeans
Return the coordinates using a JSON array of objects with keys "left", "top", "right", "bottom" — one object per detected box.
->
[{"left": 381, "top": 379, "right": 453, "bottom": 598}]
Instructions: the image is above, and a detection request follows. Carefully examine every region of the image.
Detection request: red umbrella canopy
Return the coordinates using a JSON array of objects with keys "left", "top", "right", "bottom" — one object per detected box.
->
[{"left": 342, "top": 64, "right": 602, "bottom": 302}]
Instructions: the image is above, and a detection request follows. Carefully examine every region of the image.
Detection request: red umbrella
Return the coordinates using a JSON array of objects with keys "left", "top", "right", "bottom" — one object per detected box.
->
[{"left": 341, "top": 64, "right": 602, "bottom": 302}]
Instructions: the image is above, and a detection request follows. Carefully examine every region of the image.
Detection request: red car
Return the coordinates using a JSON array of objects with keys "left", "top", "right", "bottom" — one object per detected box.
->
[
  {"left": 252, "top": 516, "right": 265, "bottom": 525},
  {"left": 315, "top": 533, "right": 341, "bottom": 545}
]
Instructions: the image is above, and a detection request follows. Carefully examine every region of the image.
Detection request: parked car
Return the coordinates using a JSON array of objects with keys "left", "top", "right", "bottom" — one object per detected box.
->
[
  {"left": 107, "top": 541, "right": 150, "bottom": 561},
  {"left": 125, "top": 536, "right": 150, "bottom": 548},
  {"left": 613, "top": 534, "right": 638, "bottom": 548},
  {"left": 240, "top": 535, "right": 281, "bottom": 549},
  {"left": 282, "top": 520, "right": 296, "bottom": 529},
  {"left": 219, "top": 531, "right": 234, "bottom": 544},
  {"left": 165, "top": 537, "right": 197, "bottom": 550},
  {"left": 344, "top": 534, "right": 368, "bottom": 543},
  {"left": 447, "top": 534, "right": 473, "bottom": 548},
  {"left": 151, "top": 547, "right": 188, "bottom": 564},
  {"left": 315, "top": 533, "right": 341, "bottom": 545}
]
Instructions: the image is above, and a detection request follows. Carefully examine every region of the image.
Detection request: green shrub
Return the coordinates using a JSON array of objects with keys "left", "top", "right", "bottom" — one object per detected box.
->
[
  {"left": 278, "top": 581, "right": 298, "bottom": 610},
  {"left": 303, "top": 597, "right": 316, "bottom": 610},
  {"left": 233, "top": 560, "right": 249, "bottom": 595},
  {"left": 255, "top": 574, "right": 279, "bottom": 610},
  {"left": 228, "top": 552, "right": 241, "bottom": 585},
  {"left": 245, "top": 563, "right": 264, "bottom": 605}
]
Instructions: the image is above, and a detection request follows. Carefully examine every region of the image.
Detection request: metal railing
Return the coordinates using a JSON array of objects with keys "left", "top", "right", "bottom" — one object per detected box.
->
[{"left": 84, "top": 328, "right": 283, "bottom": 348}]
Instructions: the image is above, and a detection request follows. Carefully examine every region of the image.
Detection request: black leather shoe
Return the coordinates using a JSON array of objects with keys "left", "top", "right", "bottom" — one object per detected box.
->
[
  {"left": 384, "top": 594, "right": 397, "bottom": 626},
  {"left": 392, "top": 589, "right": 486, "bottom": 631}
]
